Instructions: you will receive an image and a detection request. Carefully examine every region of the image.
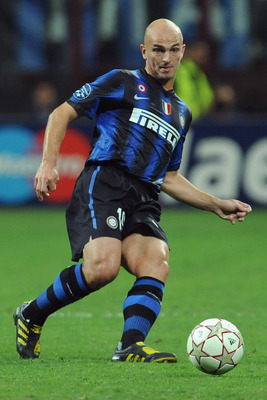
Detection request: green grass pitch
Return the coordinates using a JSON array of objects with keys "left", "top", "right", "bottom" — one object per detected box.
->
[{"left": 0, "top": 207, "right": 266, "bottom": 400}]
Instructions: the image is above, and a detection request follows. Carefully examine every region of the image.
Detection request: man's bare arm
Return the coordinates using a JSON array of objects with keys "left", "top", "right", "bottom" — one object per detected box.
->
[
  {"left": 161, "top": 170, "right": 252, "bottom": 224},
  {"left": 34, "top": 102, "right": 79, "bottom": 201}
]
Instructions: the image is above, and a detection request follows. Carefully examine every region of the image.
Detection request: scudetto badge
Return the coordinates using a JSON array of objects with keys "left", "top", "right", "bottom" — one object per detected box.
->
[{"left": 162, "top": 100, "right": 171, "bottom": 115}]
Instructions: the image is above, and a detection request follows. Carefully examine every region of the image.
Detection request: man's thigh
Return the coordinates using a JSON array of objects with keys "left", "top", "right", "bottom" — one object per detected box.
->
[{"left": 121, "top": 234, "right": 170, "bottom": 282}]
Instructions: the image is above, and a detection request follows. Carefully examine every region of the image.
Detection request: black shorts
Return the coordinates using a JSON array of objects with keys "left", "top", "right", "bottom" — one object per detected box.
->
[{"left": 66, "top": 164, "right": 168, "bottom": 261}]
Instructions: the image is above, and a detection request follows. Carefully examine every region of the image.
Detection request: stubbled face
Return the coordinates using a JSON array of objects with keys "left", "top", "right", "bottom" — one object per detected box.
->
[{"left": 140, "top": 21, "right": 185, "bottom": 90}]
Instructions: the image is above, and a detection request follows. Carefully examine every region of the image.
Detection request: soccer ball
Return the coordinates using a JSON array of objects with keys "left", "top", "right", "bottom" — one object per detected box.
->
[{"left": 187, "top": 318, "right": 244, "bottom": 375}]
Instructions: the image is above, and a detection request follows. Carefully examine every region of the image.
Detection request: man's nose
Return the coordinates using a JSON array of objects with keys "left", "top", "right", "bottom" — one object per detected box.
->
[{"left": 163, "top": 51, "right": 170, "bottom": 62}]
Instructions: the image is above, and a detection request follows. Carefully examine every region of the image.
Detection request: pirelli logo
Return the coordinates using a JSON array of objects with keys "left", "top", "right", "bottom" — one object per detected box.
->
[{"left": 129, "top": 108, "right": 180, "bottom": 149}]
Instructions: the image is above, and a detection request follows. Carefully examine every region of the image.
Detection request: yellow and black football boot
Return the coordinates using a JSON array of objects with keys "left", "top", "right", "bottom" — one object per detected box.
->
[
  {"left": 111, "top": 341, "right": 177, "bottom": 363},
  {"left": 13, "top": 301, "right": 42, "bottom": 359}
]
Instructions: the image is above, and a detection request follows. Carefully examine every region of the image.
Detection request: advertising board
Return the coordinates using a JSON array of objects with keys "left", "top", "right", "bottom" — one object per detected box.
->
[{"left": 0, "top": 117, "right": 266, "bottom": 207}]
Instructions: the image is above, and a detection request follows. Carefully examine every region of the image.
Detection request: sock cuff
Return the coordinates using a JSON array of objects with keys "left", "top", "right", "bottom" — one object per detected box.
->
[
  {"left": 127, "top": 276, "right": 164, "bottom": 304},
  {"left": 135, "top": 276, "right": 164, "bottom": 285},
  {"left": 134, "top": 276, "right": 165, "bottom": 292}
]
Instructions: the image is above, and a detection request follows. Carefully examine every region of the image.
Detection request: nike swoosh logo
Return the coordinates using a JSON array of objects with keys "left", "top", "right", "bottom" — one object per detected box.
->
[{"left": 134, "top": 94, "right": 149, "bottom": 100}]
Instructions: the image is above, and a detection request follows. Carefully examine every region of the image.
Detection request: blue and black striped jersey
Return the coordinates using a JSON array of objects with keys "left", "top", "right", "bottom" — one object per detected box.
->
[{"left": 68, "top": 68, "right": 192, "bottom": 193}]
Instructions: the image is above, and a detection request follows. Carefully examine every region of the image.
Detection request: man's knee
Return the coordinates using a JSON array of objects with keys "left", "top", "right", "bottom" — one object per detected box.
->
[{"left": 82, "top": 237, "right": 122, "bottom": 290}]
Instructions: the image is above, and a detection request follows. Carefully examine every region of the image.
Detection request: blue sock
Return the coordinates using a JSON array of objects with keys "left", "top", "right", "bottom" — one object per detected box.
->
[
  {"left": 120, "top": 277, "right": 164, "bottom": 349},
  {"left": 23, "top": 264, "right": 91, "bottom": 325}
]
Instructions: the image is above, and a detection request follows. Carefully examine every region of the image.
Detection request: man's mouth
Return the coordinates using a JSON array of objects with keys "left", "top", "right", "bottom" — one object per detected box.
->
[{"left": 160, "top": 65, "right": 172, "bottom": 72}]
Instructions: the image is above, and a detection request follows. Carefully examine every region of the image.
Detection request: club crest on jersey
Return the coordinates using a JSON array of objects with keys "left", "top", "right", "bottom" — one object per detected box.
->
[{"left": 162, "top": 100, "right": 171, "bottom": 115}]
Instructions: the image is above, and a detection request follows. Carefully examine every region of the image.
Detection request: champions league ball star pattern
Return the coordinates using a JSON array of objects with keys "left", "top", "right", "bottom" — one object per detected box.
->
[{"left": 187, "top": 318, "right": 244, "bottom": 375}]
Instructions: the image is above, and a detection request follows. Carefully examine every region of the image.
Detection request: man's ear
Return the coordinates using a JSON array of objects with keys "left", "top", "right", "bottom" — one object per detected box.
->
[
  {"left": 140, "top": 44, "right": 147, "bottom": 60},
  {"left": 181, "top": 44, "right": 186, "bottom": 58}
]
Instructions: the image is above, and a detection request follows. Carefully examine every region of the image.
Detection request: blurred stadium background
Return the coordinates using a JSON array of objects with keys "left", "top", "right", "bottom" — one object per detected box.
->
[{"left": 0, "top": 0, "right": 267, "bottom": 208}]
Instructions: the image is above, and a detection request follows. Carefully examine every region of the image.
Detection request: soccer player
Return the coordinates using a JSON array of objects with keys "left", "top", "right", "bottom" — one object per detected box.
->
[{"left": 14, "top": 19, "right": 252, "bottom": 362}]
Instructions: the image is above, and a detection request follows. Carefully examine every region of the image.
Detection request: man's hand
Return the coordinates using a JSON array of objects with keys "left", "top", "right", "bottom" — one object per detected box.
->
[
  {"left": 34, "top": 162, "right": 59, "bottom": 201},
  {"left": 215, "top": 199, "right": 252, "bottom": 225}
]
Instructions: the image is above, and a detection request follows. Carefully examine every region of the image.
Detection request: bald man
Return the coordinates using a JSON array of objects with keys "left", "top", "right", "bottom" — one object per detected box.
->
[{"left": 14, "top": 19, "right": 251, "bottom": 363}]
